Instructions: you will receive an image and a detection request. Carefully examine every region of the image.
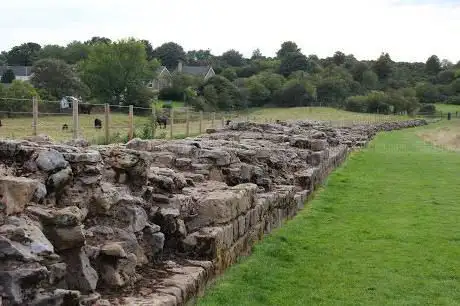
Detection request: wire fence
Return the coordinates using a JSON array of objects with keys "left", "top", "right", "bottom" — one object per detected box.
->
[{"left": 0, "top": 97, "right": 450, "bottom": 144}]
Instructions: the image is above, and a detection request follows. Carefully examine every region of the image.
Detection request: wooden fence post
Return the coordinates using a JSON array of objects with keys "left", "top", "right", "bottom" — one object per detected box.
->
[
  {"left": 212, "top": 112, "right": 215, "bottom": 128},
  {"left": 170, "top": 108, "right": 174, "bottom": 139},
  {"left": 128, "top": 105, "right": 134, "bottom": 141},
  {"left": 199, "top": 111, "right": 203, "bottom": 134},
  {"left": 72, "top": 98, "right": 79, "bottom": 140},
  {"left": 32, "top": 96, "right": 38, "bottom": 136},
  {"left": 221, "top": 116, "right": 225, "bottom": 127},
  {"left": 186, "top": 108, "right": 190, "bottom": 137},
  {"left": 152, "top": 106, "right": 156, "bottom": 138},
  {"left": 104, "top": 103, "right": 110, "bottom": 144}
]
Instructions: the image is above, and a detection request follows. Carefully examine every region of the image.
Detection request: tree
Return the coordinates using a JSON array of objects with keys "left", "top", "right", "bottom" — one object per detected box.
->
[
  {"left": 441, "top": 59, "right": 453, "bottom": 70},
  {"left": 85, "top": 36, "right": 112, "bottom": 45},
  {"left": 80, "top": 38, "right": 159, "bottom": 106},
  {"left": 221, "top": 49, "right": 245, "bottom": 67},
  {"left": 152, "top": 42, "right": 186, "bottom": 70},
  {"left": 251, "top": 49, "right": 264, "bottom": 60},
  {"left": 278, "top": 52, "right": 309, "bottom": 77},
  {"left": 316, "top": 77, "right": 350, "bottom": 105},
  {"left": 31, "top": 59, "right": 88, "bottom": 100},
  {"left": 6, "top": 42, "right": 41, "bottom": 66},
  {"left": 221, "top": 68, "right": 237, "bottom": 81},
  {"left": 373, "top": 53, "right": 393, "bottom": 81},
  {"left": 426, "top": 55, "right": 441, "bottom": 75},
  {"left": 1, "top": 69, "right": 15, "bottom": 84},
  {"left": 361, "top": 70, "right": 378, "bottom": 90},
  {"left": 415, "top": 82, "right": 440, "bottom": 103},
  {"left": 276, "top": 41, "right": 300, "bottom": 58},
  {"left": 332, "top": 51, "right": 346, "bottom": 66},
  {"left": 199, "top": 76, "right": 244, "bottom": 110},
  {"left": 37, "top": 45, "right": 67, "bottom": 61},
  {"left": 186, "top": 49, "right": 213, "bottom": 65},
  {"left": 351, "top": 62, "right": 369, "bottom": 82},
  {"left": 273, "top": 79, "right": 316, "bottom": 107},
  {"left": 64, "top": 41, "right": 91, "bottom": 64},
  {"left": 245, "top": 78, "right": 270, "bottom": 107},
  {"left": 141, "top": 40, "right": 155, "bottom": 60},
  {"left": 1, "top": 80, "right": 38, "bottom": 113},
  {"left": 437, "top": 70, "right": 455, "bottom": 85},
  {"left": 256, "top": 72, "right": 285, "bottom": 94},
  {"left": 0, "top": 52, "right": 8, "bottom": 65}
]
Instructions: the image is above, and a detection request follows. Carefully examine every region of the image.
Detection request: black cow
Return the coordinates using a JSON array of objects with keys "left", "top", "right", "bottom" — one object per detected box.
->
[
  {"left": 79, "top": 104, "right": 93, "bottom": 115},
  {"left": 62, "top": 124, "right": 69, "bottom": 131},
  {"left": 226, "top": 120, "right": 232, "bottom": 126},
  {"left": 156, "top": 115, "right": 168, "bottom": 129},
  {"left": 94, "top": 118, "right": 102, "bottom": 129}
]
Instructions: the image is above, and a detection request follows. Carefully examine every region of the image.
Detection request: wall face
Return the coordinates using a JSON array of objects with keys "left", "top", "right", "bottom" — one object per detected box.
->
[{"left": 0, "top": 119, "right": 427, "bottom": 305}]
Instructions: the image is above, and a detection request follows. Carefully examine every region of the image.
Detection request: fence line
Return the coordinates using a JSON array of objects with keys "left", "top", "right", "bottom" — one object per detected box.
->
[{"left": 0, "top": 96, "right": 450, "bottom": 144}]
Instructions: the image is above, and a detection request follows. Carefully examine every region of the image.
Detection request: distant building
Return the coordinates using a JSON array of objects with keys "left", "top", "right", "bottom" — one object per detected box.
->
[
  {"left": 147, "top": 66, "right": 172, "bottom": 91},
  {"left": 176, "top": 61, "right": 215, "bottom": 81},
  {"left": 0, "top": 66, "right": 33, "bottom": 82}
]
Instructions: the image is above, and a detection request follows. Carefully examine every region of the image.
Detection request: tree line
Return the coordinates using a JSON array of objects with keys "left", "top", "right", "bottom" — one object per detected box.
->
[{"left": 1, "top": 37, "right": 459, "bottom": 114}]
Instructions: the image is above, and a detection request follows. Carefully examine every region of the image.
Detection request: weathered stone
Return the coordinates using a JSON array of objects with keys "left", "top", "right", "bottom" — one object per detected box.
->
[
  {"left": 100, "top": 242, "right": 127, "bottom": 258},
  {"left": 0, "top": 176, "right": 40, "bottom": 215},
  {"left": 310, "top": 139, "right": 328, "bottom": 151},
  {"left": 199, "top": 149, "right": 232, "bottom": 166},
  {"left": 36, "top": 149, "right": 69, "bottom": 172},
  {"left": 49, "top": 262, "right": 67, "bottom": 284},
  {"left": 49, "top": 206, "right": 83, "bottom": 227},
  {"left": 44, "top": 225, "right": 85, "bottom": 251},
  {"left": 47, "top": 167, "right": 73, "bottom": 190},
  {"left": 0, "top": 264, "right": 48, "bottom": 304},
  {"left": 116, "top": 205, "right": 148, "bottom": 233},
  {"left": 62, "top": 249, "right": 98, "bottom": 293}
]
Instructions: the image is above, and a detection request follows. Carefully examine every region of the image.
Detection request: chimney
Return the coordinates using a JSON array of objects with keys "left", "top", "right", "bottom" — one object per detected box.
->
[{"left": 178, "top": 60, "right": 183, "bottom": 73}]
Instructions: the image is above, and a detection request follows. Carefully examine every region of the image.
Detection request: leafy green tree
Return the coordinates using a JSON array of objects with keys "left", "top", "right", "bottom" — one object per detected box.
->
[
  {"left": 441, "top": 59, "right": 453, "bottom": 70},
  {"left": 64, "top": 41, "right": 91, "bottom": 64},
  {"left": 152, "top": 42, "right": 186, "bottom": 70},
  {"left": 415, "top": 82, "right": 440, "bottom": 103},
  {"left": 251, "top": 49, "right": 264, "bottom": 60},
  {"left": 452, "top": 79, "right": 460, "bottom": 94},
  {"left": 186, "top": 49, "right": 213, "bottom": 65},
  {"left": 221, "top": 49, "right": 245, "bottom": 67},
  {"left": 351, "top": 62, "right": 369, "bottom": 82},
  {"left": 425, "top": 55, "right": 441, "bottom": 75},
  {"left": 6, "top": 42, "right": 41, "bottom": 66},
  {"left": 36, "top": 45, "right": 67, "bottom": 61},
  {"left": 245, "top": 78, "right": 270, "bottom": 107},
  {"left": 332, "top": 51, "right": 346, "bottom": 66},
  {"left": 85, "top": 36, "right": 112, "bottom": 45},
  {"left": 278, "top": 52, "right": 309, "bottom": 77},
  {"left": 316, "top": 77, "right": 350, "bottom": 105},
  {"left": 141, "top": 40, "right": 155, "bottom": 60},
  {"left": 1, "top": 80, "right": 39, "bottom": 113},
  {"left": 437, "top": 70, "right": 455, "bottom": 85},
  {"left": 276, "top": 41, "right": 300, "bottom": 58},
  {"left": 373, "top": 53, "right": 393, "bottom": 81},
  {"left": 273, "top": 79, "right": 316, "bottom": 107},
  {"left": 0, "top": 52, "right": 7, "bottom": 65},
  {"left": 221, "top": 68, "right": 238, "bottom": 81},
  {"left": 200, "top": 76, "right": 244, "bottom": 110},
  {"left": 80, "top": 38, "right": 159, "bottom": 106},
  {"left": 1, "top": 69, "right": 15, "bottom": 84},
  {"left": 256, "top": 72, "right": 285, "bottom": 94},
  {"left": 361, "top": 70, "right": 378, "bottom": 90},
  {"left": 31, "top": 58, "right": 88, "bottom": 100}
]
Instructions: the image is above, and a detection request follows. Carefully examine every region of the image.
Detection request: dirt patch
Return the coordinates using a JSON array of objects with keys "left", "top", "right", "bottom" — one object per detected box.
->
[{"left": 418, "top": 124, "right": 460, "bottom": 151}]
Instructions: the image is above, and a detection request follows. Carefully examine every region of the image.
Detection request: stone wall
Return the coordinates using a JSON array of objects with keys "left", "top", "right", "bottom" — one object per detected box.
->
[{"left": 0, "top": 119, "right": 427, "bottom": 305}]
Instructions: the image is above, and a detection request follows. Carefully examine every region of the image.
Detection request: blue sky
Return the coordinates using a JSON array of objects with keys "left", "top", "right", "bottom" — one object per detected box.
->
[{"left": 2, "top": 0, "right": 459, "bottom": 62}]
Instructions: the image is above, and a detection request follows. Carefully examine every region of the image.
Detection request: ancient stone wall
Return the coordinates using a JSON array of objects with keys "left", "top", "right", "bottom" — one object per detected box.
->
[{"left": 0, "top": 119, "right": 426, "bottom": 305}]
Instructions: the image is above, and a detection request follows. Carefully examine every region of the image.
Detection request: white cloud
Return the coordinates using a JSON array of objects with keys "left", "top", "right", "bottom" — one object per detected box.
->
[{"left": 1, "top": 0, "right": 459, "bottom": 62}]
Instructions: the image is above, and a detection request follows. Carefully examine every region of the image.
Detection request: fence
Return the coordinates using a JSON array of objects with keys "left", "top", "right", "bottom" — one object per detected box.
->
[{"left": 0, "top": 97, "right": 451, "bottom": 144}]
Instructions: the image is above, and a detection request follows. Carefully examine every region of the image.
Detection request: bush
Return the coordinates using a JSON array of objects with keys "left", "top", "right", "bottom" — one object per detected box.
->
[
  {"left": 158, "top": 87, "right": 183, "bottom": 101},
  {"left": 446, "top": 95, "right": 460, "bottom": 105},
  {"left": 419, "top": 104, "right": 436, "bottom": 114},
  {"left": 345, "top": 96, "right": 368, "bottom": 112}
]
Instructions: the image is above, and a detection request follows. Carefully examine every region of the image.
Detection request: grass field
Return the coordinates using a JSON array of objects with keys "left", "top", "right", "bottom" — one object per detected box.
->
[
  {"left": 434, "top": 103, "right": 460, "bottom": 114},
  {"left": 198, "top": 121, "right": 460, "bottom": 306},
  {"left": 0, "top": 107, "right": 407, "bottom": 143}
]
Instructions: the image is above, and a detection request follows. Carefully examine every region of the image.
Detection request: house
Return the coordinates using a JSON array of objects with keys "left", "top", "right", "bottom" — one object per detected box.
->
[
  {"left": 177, "top": 61, "right": 215, "bottom": 81},
  {"left": 147, "top": 66, "right": 172, "bottom": 91},
  {"left": 0, "top": 66, "right": 33, "bottom": 82}
]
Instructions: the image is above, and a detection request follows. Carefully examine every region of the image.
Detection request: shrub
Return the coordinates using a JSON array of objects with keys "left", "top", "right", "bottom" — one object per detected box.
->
[{"left": 419, "top": 104, "right": 436, "bottom": 114}]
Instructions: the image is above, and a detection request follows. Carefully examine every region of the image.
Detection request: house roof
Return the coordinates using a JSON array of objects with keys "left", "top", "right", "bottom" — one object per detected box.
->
[
  {"left": 156, "top": 66, "right": 171, "bottom": 77},
  {"left": 0, "top": 66, "right": 33, "bottom": 77},
  {"left": 181, "top": 65, "right": 211, "bottom": 77}
]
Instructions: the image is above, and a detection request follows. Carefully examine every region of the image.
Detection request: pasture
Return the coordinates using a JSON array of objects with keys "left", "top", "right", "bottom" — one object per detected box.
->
[
  {"left": 0, "top": 106, "right": 408, "bottom": 143},
  {"left": 198, "top": 120, "right": 460, "bottom": 306}
]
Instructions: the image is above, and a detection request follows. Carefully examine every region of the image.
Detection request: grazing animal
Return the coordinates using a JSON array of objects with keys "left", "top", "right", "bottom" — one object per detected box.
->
[
  {"left": 226, "top": 120, "right": 232, "bottom": 126},
  {"left": 94, "top": 118, "right": 102, "bottom": 129},
  {"left": 275, "top": 120, "right": 280, "bottom": 124},
  {"left": 0, "top": 120, "right": 3, "bottom": 127},
  {"left": 79, "top": 104, "right": 93, "bottom": 115},
  {"left": 156, "top": 115, "right": 168, "bottom": 129},
  {"left": 62, "top": 124, "right": 69, "bottom": 131}
]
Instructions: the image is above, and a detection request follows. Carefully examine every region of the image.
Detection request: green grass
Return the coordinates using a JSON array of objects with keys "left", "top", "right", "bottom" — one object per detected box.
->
[
  {"left": 434, "top": 103, "right": 460, "bottom": 114},
  {"left": 198, "top": 121, "right": 460, "bottom": 306},
  {"left": 0, "top": 106, "right": 406, "bottom": 143}
]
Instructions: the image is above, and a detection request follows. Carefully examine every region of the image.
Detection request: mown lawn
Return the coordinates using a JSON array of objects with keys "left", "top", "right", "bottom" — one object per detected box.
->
[{"left": 198, "top": 122, "right": 460, "bottom": 306}]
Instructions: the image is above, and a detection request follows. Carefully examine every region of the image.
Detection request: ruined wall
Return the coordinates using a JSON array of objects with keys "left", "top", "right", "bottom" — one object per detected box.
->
[{"left": 0, "top": 119, "right": 427, "bottom": 306}]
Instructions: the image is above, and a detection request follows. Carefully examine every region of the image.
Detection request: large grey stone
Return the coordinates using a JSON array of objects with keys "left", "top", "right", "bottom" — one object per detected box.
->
[
  {"left": 62, "top": 249, "right": 98, "bottom": 293},
  {"left": 36, "top": 149, "right": 69, "bottom": 172},
  {"left": 0, "top": 176, "right": 40, "bottom": 215},
  {"left": 47, "top": 167, "right": 73, "bottom": 190}
]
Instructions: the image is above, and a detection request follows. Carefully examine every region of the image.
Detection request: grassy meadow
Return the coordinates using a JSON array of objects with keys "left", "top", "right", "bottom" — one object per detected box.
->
[{"left": 198, "top": 120, "right": 460, "bottom": 306}]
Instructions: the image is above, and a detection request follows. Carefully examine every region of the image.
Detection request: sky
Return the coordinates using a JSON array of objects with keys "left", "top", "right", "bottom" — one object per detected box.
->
[{"left": 2, "top": 0, "right": 460, "bottom": 63}]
